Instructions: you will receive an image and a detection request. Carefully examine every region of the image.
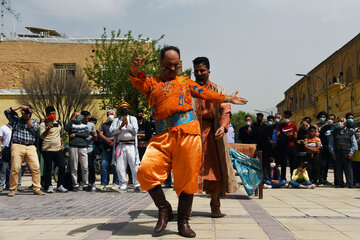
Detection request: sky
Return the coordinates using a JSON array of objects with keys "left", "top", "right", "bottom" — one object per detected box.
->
[{"left": 2, "top": 0, "right": 360, "bottom": 114}]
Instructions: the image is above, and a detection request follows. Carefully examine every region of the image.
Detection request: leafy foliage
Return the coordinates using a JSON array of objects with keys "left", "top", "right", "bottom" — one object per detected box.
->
[{"left": 84, "top": 29, "right": 164, "bottom": 115}]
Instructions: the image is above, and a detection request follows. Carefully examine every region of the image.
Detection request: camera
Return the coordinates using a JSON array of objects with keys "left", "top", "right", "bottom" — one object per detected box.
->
[{"left": 24, "top": 109, "right": 31, "bottom": 114}]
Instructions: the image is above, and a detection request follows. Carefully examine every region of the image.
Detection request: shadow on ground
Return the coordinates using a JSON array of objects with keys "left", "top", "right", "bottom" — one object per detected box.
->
[{"left": 67, "top": 208, "right": 212, "bottom": 237}]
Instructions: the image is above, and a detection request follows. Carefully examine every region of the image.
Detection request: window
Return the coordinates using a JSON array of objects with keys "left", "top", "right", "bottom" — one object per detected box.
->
[
  {"left": 346, "top": 66, "right": 352, "bottom": 84},
  {"left": 54, "top": 64, "right": 76, "bottom": 79},
  {"left": 302, "top": 94, "right": 306, "bottom": 109}
]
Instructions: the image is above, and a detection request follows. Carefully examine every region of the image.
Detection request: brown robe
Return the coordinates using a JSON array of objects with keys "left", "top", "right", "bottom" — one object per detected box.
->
[{"left": 192, "top": 80, "right": 238, "bottom": 195}]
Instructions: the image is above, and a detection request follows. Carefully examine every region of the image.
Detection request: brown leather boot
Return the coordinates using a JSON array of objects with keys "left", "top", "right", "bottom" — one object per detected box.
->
[
  {"left": 177, "top": 192, "right": 196, "bottom": 238},
  {"left": 148, "top": 185, "right": 174, "bottom": 236},
  {"left": 210, "top": 193, "right": 224, "bottom": 218}
]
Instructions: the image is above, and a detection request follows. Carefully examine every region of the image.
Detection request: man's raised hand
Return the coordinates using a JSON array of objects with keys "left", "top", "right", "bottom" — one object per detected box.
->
[{"left": 130, "top": 49, "right": 146, "bottom": 77}]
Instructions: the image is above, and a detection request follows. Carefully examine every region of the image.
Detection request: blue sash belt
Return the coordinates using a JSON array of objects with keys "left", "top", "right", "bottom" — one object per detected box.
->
[{"left": 155, "top": 110, "right": 197, "bottom": 133}]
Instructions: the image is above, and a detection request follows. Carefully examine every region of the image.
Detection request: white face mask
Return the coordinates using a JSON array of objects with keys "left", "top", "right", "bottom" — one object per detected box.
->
[
  {"left": 284, "top": 118, "right": 291, "bottom": 123},
  {"left": 270, "top": 163, "right": 276, "bottom": 168},
  {"left": 245, "top": 121, "right": 251, "bottom": 126},
  {"left": 327, "top": 119, "right": 333, "bottom": 125},
  {"left": 356, "top": 132, "right": 360, "bottom": 138},
  {"left": 107, "top": 115, "right": 115, "bottom": 122},
  {"left": 338, "top": 121, "right": 345, "bottom": 128}
]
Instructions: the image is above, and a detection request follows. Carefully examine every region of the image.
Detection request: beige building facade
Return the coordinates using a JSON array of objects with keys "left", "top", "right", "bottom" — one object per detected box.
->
[
  {"left": 0, "top": 36, "right": 108, "bottom": 125},
  {"left": 277, "top": 33, "right": 360, "bottom": 124}
]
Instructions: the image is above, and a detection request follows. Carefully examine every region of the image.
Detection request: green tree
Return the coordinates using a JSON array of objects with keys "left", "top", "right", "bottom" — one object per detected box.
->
[
  {"left": 84, "top": 29, "right": 164, "bottom": 114},
  {"left": 231, "top": 110, "right": 256, "bottom": 142}
]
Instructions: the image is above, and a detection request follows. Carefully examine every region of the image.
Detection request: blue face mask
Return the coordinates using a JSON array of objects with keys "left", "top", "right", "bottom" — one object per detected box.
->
[
  {"left": 319, "top": 117, "right": 326, "bottom": 123},
  {"left": 347, "top": 118, "right": 354, "bottom": 124},
  {"left": 267, "top": 121, "right": 273, "bottom": 126},
  {"left": 274, "top": 119, "right": 280, "bottom": 124},
  {"left": 75, "top": 118, "right": 82, "bottom": 124}
]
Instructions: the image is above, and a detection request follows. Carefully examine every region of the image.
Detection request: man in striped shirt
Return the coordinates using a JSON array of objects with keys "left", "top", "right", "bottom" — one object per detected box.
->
[{"left": 5, "top": 105, "right": 45, "bottom": 197}]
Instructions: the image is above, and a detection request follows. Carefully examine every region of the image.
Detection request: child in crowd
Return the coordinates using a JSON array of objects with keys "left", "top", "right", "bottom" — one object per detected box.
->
[
  {"left": 304, "top": 126, "right": 321, "bottom": 185},
  {"left": 263, "top": 158, "right": 286, "bottom": 189},
  {"left": 288, "top": 161, "right": 315, "bottom": 189}
]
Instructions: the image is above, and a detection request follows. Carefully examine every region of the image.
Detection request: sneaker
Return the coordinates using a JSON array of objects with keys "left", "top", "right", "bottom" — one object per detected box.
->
[
  {"left": 17, "top": 186, "right": 23, "bottom": 191},
  {"left": 47, "top": 186, "right": 54, "bottom": 193},
  {"left": 118, "top": 188, "right": 127, "bottom": 194},
  {"left": 99, "top": 185, "right": 107, "bottom": 191},
  {"left": 57, "top": 185, "right": 68, "bottom": 193},
  {"left": 33, "top": 190, "right": 46, "bottom": 195},
  {"left": 73, "top": 184, "right": 79, "bottom": 192},
  {"left": 78, "top": 185, "right": 83, "bottom": 191},
  {"left": 134, "top": 186, "right": 144, "bottom": 192},
  {"left": 8, "top": 190, "right": 16, "bottom": 197},
  {"left": 91, "top": 184, "right": 96, "bottom": 193},
  {"left": 263, "top": 184, "right": 272, "bottom": 189},
  {"left": 111, "top": 184, "right": 119, "bottom": 191}
]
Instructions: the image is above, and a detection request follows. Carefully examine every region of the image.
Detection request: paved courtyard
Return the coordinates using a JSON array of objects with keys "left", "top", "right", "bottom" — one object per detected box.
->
[{"left": 0, "top": 170, "right": 359, "bottom": 239}]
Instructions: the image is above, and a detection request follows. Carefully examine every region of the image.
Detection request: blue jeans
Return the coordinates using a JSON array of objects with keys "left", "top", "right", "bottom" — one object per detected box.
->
[
  {"left": 289, "top": 180, "right": 312, "bottom": 188},
  {"left": 265, "top": 179, "right": 286, "bottom": 188},
  {"left": 101, "top": 147, "right": 119, "bottom": 186}
]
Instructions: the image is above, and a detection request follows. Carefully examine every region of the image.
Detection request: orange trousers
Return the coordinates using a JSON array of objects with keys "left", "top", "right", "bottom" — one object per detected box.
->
[{"left": 137, "top": 131, "right": 202, "bottom": 196}]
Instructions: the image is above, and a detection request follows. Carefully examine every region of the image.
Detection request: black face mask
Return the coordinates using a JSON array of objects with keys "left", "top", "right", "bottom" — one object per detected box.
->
[
  {"left": 137, "top": 115, "right": 143, "bottom": 120},
  {"left": 120, "top": 109, "right": 128, "bottom": 116}
]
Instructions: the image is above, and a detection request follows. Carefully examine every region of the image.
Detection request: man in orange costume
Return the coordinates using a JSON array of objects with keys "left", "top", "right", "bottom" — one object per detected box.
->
[
  {"left": 129, "top": 46, "right": 247, "bottom": 238},
  {"left": 192, "top": 57, "right": 238, "bottom": 218}
]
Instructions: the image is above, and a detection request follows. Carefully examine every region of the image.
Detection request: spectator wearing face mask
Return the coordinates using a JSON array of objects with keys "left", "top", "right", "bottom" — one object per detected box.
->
[
  {"left": 329, "top": 117, "right": 358, "bottom": 188},
  {"left": 315, "top": 111, "right": 328, "bottom": 136},
  {"left": 319, "top": 114, "right": 336, "bottom": 185},
  {"left": 276, "top": 110, "right": 298, "bottom": 180},
  {"left": 40, "top": 106, "right": 67, "bottom": 193},
  {"left": 65, "top": 112, "right": 90, "bottom": 191},
  {"left": 262, "top": 115, "right": 276, "bottom": 169},
  {"left": 238, "top": 115, "right": 256, "bottom": 144},
  {"left": 352, "top": 128, "right": 360, "bottom": 187},
  {"left": 345, "top": 112, "right": 356, "bottom": 132},
  {"left": 297, "top": 120, "right": 311, "bottom": 166},
  {"left": 263, "top": 158, "right": 286, "bottom": 189},
  {"left": 99, "top": 109, "right": 119, "bottom": 191}
]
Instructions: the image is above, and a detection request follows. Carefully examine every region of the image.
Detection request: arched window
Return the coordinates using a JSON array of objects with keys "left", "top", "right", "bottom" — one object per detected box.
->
[
  {"left": 302, "top": 94, "right": 306, "bottom": 109},
  {"left": 346, "top": 66, "right": 352, "bottom": 83}
]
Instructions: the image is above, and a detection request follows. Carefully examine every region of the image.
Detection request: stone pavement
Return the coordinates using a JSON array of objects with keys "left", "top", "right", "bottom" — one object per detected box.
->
[{"left": 0, "top": 170, "right": 360, "bottom": 240}]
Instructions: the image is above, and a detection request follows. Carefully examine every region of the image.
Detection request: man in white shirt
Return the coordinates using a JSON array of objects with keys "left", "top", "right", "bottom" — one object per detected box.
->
[
  {"left": 0, "top": 123, "right": 14, "bottom": 192},
  {"left": 110, "top": 102, "right": 141, "bottom": 192}
]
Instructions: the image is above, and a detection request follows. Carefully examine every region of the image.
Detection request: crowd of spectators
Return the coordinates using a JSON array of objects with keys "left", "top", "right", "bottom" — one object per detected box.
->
[
  {"left": 0, "top": 103, "right": 155, "bottom": 197},
  {"left": 238, "top": 110, "right": 360, "bottom": 189},
  {"left": 1, "top": 105, "right": 359, "bottom": 196}
]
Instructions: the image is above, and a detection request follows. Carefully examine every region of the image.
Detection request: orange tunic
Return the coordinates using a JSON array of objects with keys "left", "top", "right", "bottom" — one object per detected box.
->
[
  {"left": 129, "top": 70, "right": 225, "bottom": 135},
  {"left": 195, "top": 81, "right": 231, "bottom": 193},
  {"left": 130, "top": 71, "right": 226, "bottom": 195}
]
